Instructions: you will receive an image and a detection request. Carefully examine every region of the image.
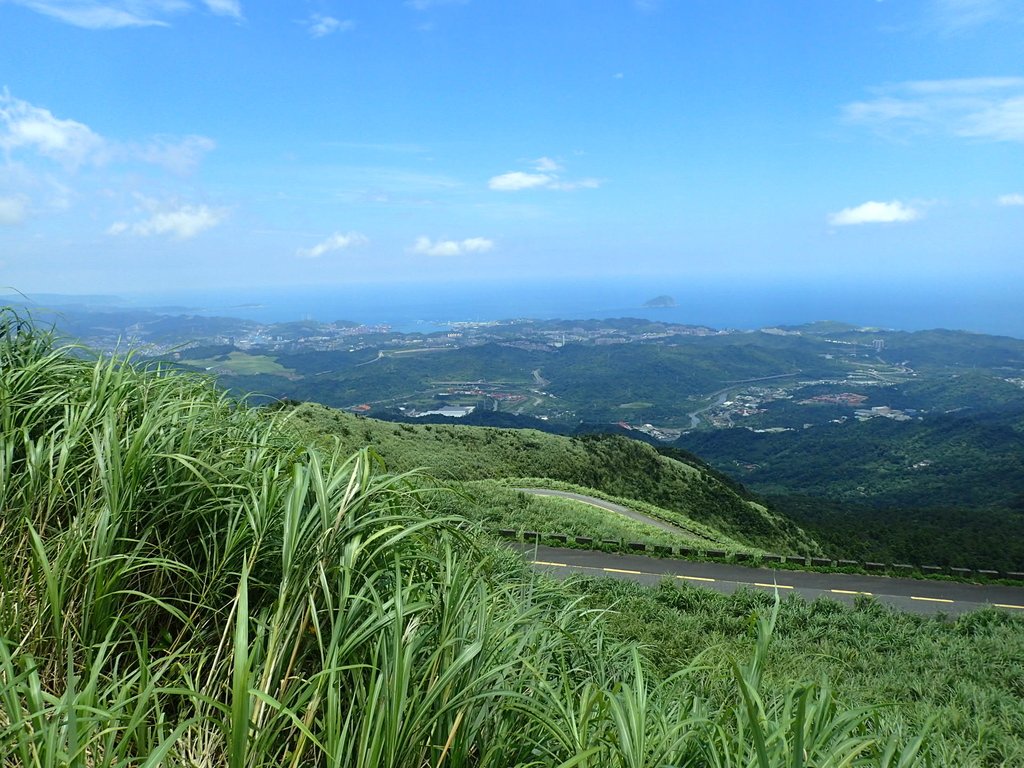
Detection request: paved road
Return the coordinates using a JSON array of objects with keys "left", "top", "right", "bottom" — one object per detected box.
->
[
  {"left": 516, "top": 487, "right": 700, "bottom": 537},
  {"left": 514, "top": 543, "right": 1024, "bottom": 617}
]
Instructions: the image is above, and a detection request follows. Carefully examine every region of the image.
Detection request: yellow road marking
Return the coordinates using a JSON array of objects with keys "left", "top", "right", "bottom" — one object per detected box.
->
[
  {"left": 995, "top": 603, "right": 1024, "bottom": 610},
  {"left": 911, "top": 596, "right": 954, "bottom": 604},
  {"left": 831, "top": 589, "right": 873, "bottom": 596},
  {"left": 677, "top": 575, "right": 715, "bottom": 583},
  {"left": 604, "top": 567, "right": 643, "bottom": 575},
  {"left": 532, "top": 560, "right": 567, "bottom": 568},
  {"left": 755, "top": 582, "right": 793, "bottom": 590}
]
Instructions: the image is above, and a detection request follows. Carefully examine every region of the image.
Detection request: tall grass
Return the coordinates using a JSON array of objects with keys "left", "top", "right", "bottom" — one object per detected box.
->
[{"left": 0, "top": 309, "right": 926, "bottom": 766}]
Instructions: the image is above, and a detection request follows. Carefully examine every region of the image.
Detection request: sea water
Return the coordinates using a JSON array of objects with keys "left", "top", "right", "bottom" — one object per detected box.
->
[{"left": 124, "top": 276, "right": 1023, "bottom": 338}]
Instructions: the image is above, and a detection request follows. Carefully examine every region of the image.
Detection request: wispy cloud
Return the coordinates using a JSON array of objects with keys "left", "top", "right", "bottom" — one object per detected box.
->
[
  {"left": 997, "top": 193, "right": 1024, "bottom": 206},
  {"left": 5, "top": 0, "right": 241, "bottom": 29},
  {"left": 1, "top": 91, "right": 215, "bottom": 174},
  {"left": 108, "top": 202, "right": 228, "bottom": 239},
  {"left": 296, "top": 231, "right": 369, "bottom": 258},
  {"left": 931, "top": 0, "right": 1009, "bottom": 32},
  {"left": 843, "top": 77, "right": 1024, "bottom": 143},
  {"left": 0, "top": 90, "right": 104, "bottom": 167},
  {"left": 489, "top": 158, "right": 602, "bottom": 192},
  {"left": 0, "top": 195, "right": 28, "bottom": 226},
  {"left": 202, "top": 0, "right": 241, "bottom": 19},
  {"left": 531, "top": 156, "right": 562, "bottom": 172},
  {"left": 829, "top": 200, "right": 921, "bottom": 226},
  {"left": 411, "top": 236, "right": 494, "bottom": 256},
  {"left": 305, "top": 13, "right": 354, "bottom": 38},
  {"left": 488, "top": 172, "right": 552, "bottom": 191},
  {"left": 127, "top": 135, "right": 216, "bottom": 174},
  {"left": 405, "top": 0, "right": 468, "bottom": 9}
]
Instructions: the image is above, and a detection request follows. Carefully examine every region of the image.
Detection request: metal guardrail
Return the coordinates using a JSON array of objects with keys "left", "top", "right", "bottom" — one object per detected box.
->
[{"left": 495, "top": 529, "right": 1024, "bottom": 581}]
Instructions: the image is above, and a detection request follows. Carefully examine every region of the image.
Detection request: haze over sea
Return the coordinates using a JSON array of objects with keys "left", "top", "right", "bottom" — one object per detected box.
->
[{"left": 129, "top": 276, "right": 1023, "bottom": 339}]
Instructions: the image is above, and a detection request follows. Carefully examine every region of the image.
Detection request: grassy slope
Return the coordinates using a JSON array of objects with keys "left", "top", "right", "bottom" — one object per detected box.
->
[
  {"left": 573, "top": 577, "right": 1024, "bottom": 767},
  {"left": 444, "top": 480, "right": 752, "bottom": 551},
  {"left": 1, "top": 312, "right": 954, "bottom": 766},
  {"left": 286, "top": 401, "right": 816, "bottom": 553}
]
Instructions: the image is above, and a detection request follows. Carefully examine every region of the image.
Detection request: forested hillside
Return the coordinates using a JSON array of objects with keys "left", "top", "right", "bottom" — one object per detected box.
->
[
  {"left": 678, "top": 413, "right": 1024, "bottom": 569},
  {"left": 286, "top": 402, "right": 815, "bottom": 553}
]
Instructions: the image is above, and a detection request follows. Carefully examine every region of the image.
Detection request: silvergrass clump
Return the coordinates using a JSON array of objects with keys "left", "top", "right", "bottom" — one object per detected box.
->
[{"left": 0, "top": 309, "right": 928, "bottom": 766}]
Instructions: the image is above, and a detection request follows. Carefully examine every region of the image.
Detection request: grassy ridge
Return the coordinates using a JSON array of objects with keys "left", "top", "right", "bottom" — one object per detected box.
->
[
  {"left": 287, "top": 401, "right": 815, "bottom": 553},
  {"left": 443, "top": 480, "right": 743, "bottom": 551},
  {"left": 0, "top": 311, "right": 929, "bottom": 766}
]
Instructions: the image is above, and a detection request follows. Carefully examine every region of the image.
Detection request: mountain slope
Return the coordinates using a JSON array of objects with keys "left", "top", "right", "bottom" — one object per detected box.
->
[{"left": 287, "top": 402, "right": 817, "bottom": 553}]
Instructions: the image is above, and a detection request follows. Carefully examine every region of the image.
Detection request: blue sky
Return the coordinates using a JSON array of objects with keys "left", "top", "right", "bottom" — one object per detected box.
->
[{"left": 1, "top": 0, "right": 1022, "bottom": 295}]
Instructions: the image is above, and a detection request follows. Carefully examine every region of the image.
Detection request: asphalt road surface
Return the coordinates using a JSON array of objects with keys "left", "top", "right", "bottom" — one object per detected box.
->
[{"left": 513, "top": 543, "right": 1024, "bottom": 617}]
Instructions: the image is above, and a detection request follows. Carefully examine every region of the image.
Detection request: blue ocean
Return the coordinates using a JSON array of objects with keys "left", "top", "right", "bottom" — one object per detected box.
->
[{"left": 126, "top": 276, "right": 1024, "bottom": 339}]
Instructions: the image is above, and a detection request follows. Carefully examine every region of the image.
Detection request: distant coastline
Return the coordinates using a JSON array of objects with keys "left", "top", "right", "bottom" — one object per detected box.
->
[{"left": 19, "top": 275, "right": 1023, "bottom": 340}]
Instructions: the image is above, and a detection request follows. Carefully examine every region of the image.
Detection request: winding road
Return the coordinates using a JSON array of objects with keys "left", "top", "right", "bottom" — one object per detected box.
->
[
  {"left": 510, "top": 489, "right": 1024, "bottom": 616},
  {"left": 517, "top": 544, "right": 1024, "bottom": 616}
]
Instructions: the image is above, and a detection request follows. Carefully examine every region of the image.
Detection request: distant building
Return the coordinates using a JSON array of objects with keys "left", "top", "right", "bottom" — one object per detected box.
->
[{"left": 414, "top": 406, "right": 475, "bottom": 418}]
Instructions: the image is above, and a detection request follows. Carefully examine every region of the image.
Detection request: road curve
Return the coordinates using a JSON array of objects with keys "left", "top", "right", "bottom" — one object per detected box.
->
[
  {"left": 514, "top": 543, "right": 1024, "bottom": 617},
  {"left": 515, "top": 487, "right": 700, "bottom": 538}
]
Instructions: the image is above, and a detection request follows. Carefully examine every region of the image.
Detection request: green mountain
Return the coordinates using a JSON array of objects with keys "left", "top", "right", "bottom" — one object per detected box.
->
[
  {"left": 286, "top": 402, "right": 816, "bottom": 554},
  {"left": 5, "top": 310, "right": 1024, "bottom": 766}
]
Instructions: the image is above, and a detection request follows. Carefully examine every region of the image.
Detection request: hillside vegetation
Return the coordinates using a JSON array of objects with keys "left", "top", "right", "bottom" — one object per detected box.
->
[
  {"left": 0, "top": 311, "right": 942, "bottom": 766},
  {"left": 286, "top": 402, "right": 815, "bottom": 554},
  {"left": 679, "top": 412, "right": 1024, "bottom": 569}
]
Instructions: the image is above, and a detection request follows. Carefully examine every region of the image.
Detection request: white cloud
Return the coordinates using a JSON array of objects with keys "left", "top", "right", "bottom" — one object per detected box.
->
[
  {"left": 128, "top": 134, "right": 216, "bottom": 174},
  {"left": 532, "top": 156, "right": 562, "bottom": 172},
  {"left": 306, "top": 13, "right": 354, "bottom": 38},
  {"left": 957, "top": 96, "right": 1024, "bottom": 142},
  {"left": 202, "top": 0, "right": 240, "bottom": 18},
  {"left": 548, "top": 178, "right": 601, "bottom": 191},
  {"left": 296, "top": 231, "right": 368, "bottom": 258},
  {"left": 843, "top": 78, "right": 1024, "bottom": 143},
  {"left": 405, "top": 0, "right": 468, "bottom": 9},
  {"left": 489, "top": 159, "right": 602, "bottom": 192},
  {"left": 0, "top": 90, "right": 104, "bottom": 167},
  {"left": 109, "top": 203, "right": 227, "bottom": 239},
  {"left": 932, "top": 0, "right": 1008, "bottom": 32},
  {"left": 411, "top": 236, "right": 494, "bottom": 256},
  {"left": 1, "top": 91, "right": 215, "bottom": 174},
  {"left": 488, "top": 172, "right": 552, "bottom": 191},
  {"left": 997, "top": 193, "right": 1024, "bottom": 206},
  {"left": 0, "top": 196, "right": 28, "bottom": 225},
  {"left": 5, "top": 0, "right": 241, "bottom": 28},
  {"left": 829, "top": 200, "right": 921, "bottom": 226}
]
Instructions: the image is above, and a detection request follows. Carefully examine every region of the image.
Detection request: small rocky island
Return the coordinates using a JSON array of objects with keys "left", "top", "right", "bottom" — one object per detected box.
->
[{"left": 643, "top": 294, "right": 677, "bottom": 308}]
